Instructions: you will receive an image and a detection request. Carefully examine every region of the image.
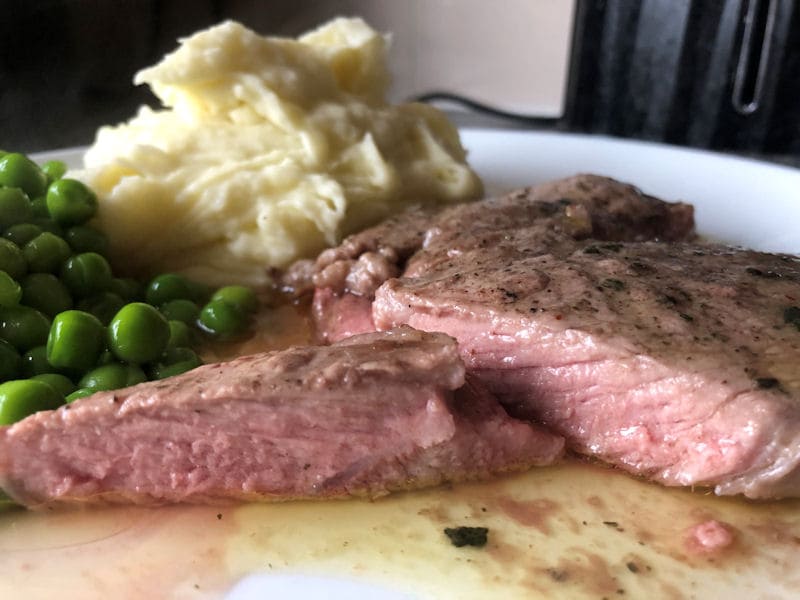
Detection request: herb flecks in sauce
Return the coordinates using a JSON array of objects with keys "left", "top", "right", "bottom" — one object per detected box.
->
[
  {"left": 756, "top": 377, "right": 780, "bottom": 390},
  {"left": 602, "top": 279, "right": 625, "bottom": 292},
  {"left": 746, "top": 267, "right": 782, "bottom": 279},
  {"left": 784, "top": 306, "right": 800, "bottom": 331},
  {"left": 444, "top": 526, "right": 489, "bottom": 548}
]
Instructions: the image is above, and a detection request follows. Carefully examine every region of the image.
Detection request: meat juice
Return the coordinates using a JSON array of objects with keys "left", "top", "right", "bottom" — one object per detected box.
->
[{"left": 1, "top": 300, "right": 800, "bottom": 599}]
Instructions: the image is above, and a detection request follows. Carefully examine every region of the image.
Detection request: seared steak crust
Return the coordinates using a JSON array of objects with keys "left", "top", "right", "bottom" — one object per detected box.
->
[
  {"left": 0, "top": 328, "right": 563, "bottom": 508},
  {"left": 284, "top": 174, "right": 695, "bottom": 298},
  {"left": 300, "top": 174, "right": 696, "bottom": 344}
]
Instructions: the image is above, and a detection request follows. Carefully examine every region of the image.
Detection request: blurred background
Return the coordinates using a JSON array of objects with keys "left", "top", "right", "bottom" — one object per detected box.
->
[{"left": 2, "top": 0, "right": 799, "bottom": 162}]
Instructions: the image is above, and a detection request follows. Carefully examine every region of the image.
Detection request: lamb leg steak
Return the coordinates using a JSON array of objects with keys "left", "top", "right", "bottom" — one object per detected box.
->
[
  {"left": 291, "top": 174, "right": 696, "bottom": 343},
  {"left": 302, "top": 174, "right": 800, "bottom": 499},
  {"left": 373, "top": 241, "right": 800, "bottom": 500},
  {"left": 0, "top": 327, "right": 563, "bottom": 508}
]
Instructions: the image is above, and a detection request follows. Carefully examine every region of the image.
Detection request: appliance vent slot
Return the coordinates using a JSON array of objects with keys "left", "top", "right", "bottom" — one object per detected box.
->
[{"left": 732, "top": 0, "right": 777, "bottom": 114}]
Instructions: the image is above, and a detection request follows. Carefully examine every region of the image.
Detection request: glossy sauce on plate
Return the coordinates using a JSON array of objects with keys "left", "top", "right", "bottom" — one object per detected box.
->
[{"left": 1, "top": 299, "right": 800, "bottom": 599}]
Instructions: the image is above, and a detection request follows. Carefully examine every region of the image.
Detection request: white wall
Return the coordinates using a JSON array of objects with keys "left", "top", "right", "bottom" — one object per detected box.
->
[{"left": 229, "top": 0, "right": 576, "bottom": 116}]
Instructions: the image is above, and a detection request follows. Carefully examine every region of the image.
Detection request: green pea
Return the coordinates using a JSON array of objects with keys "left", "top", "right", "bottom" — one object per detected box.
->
[
  {"left": 20, "top": 273, "right": 73, "bottom": 317},
  {"left": 162, "top": 346, "right": 202, "bottom": 367},
  {"left": 41, "top": 160, "right": 67, "bottom": 183},
  {"left": 29, "top": 197, "right": 50, "bottom": 218},
  {"left": 23, "top": 232, "right": 71, "bottom": 273},
  {"left": 166, "top": 319, "right": 191, "bottom": 348},
  {"left": 0, "top": 490, "right": 20, "bottom": 512},
  {"left": 4, "top": 223, "right": 43, "bottom": 246},
  {"left": 96, "top": 348, "right": 115, "bottom": 366},
  {"left": 0, "top": 379, "right": 63, "bottom": 425},
  {"left": 76, "top": 291, "right": 124, "bottom": 325},
  {"left": 198, "top": 299, "right": 247, "bottom": 337},
  {"left": 30, "top": 218, "right": 63, "bottom": 237},
  {"left": 31, "top": 373, "right": 76, "bottom": 398},
  {"left": 59, "top": 252, "right": 112, "bottom": 297},
  {"left": 185, "top": 279, "right": 213, "bottom": 303},
  {"left": 65, "top": 387, "right": 95, "bottom": 402},
  {"left": 0, "top": 153, "right": 48, "bottom": 198},
  {"left": 148, "top": 347, "right": 202, "bottom": 380},
  {"left": 79, "top": 363, "right": 146, "bottom": 392},
  {"left": 64, "top": 225, "right": 108, "bottom": 256},
  {"left": 0, "top": 489, "right": 19, "bottom": 512},
  {"left": 0, "top": 271, "right": 22, "bottom": 307},
  {"left": 0, "top": 238, "right": 26, "bottom": 280},
  {"left": 0, "top": 187, "right": 33, "bottom": 230},
  {"left": 0, "top": 305, "right": 50, "bottom": 351},
  {"left": 107, "top": 302, "right": 170, "bottom": 364},
  {"left": 45, "top": 178, "right": 98, "bottom": 226},
  {"left": 145, "top": 273, "right": 191, "bottom": 306},
  {"left": 46, "top": 310, "right": 105, "bottom": 371},
  {"left": 20, "top": 345, "right": 53, "bottom": 377},
  {"left": 149, "top": 362, "right": 196, "bottom": 380},
  {"left": 0, "top": 339, "right": 21, "bottom": 382},
  {"left": 109, "top": 277, "right": 143, "bottom": 302},
  {"left": 159, "top": 298, "right": 199, "bottom": 325},
  {"left": 210, "top": 285, "right": 259, "bottom": 314}
]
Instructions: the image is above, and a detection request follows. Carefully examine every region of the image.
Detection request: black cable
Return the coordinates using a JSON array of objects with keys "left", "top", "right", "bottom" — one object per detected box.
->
[{"left": 411, "top": 92, "right": 562, "bottom": 128}]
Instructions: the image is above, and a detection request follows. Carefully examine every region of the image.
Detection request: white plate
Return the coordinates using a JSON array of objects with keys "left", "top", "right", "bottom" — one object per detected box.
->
[{"left": 24, "top": 130, "right": 800, "bottom": 600}]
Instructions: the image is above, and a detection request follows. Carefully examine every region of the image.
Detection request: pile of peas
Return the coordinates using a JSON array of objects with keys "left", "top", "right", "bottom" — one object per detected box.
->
[{"left": 0, "top": 151, "right": 259, "bottom": 426}]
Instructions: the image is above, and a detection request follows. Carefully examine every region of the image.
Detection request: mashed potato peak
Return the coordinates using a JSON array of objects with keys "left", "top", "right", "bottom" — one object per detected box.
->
[{"left": 76, "top": 18, "right": 483, "bottom": 286}]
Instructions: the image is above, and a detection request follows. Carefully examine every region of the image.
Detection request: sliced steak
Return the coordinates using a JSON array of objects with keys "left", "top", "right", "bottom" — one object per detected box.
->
[
  {"left": 0, "top": 327, "right": 563, "bottom": 508},
  {"left": 296, "top": 174, "right": 695, "bottom": 342},
  {"left": 373, "top": 242, "right": 800, "bottom": 499},
  {"left": 403, "top": 174, "right": 693, "bottom": 277}
]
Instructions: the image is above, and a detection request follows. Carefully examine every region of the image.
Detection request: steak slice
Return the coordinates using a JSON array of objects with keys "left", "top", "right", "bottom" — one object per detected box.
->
[
  {"left": 403, "top": 173, "right": 695, "bottom": 279},
  {"left": 294, "top": 174, "right": 695, "bottom": 342},
  {"left": 0, "top": 327, "right": 563, "bottom": 508},
  {"left": 373, "top": 242, "right": 800, "bottom": 499}
]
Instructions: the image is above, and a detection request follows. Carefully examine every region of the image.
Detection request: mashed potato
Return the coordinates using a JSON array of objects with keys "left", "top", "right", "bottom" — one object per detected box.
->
[{"left": 76, "top": 18, "right": 483, "bottom": 287}]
